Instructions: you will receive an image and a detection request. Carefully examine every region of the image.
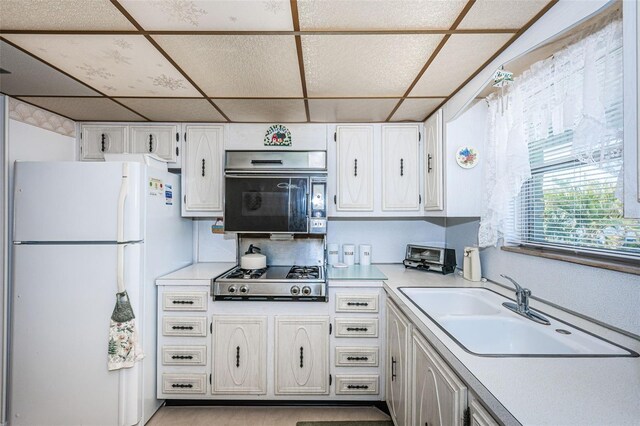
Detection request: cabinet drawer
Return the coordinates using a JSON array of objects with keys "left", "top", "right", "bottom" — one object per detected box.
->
[
  {"left": 335, "top": 347, "right": 379, "bottom": 367},
  {"left": 163, "top": 291, "right": 208, "bottom": 311},
  {"left": 162, "top": 373, "right": 207, "bottom": 394},
  {"left": 162, "top": 316, "right": 207, "bottom": 337},
  {"left": 162, "top": 346, "right": 207, "bottom": 366},
  {"left": 334, "top": 318, "right": 378, "bottom": 338},
  {"left": 335, "top": 375, "right": 379, "bottom": 395},
  {"left": 335, "top": 294, "right": 379, "bottom": 313}
]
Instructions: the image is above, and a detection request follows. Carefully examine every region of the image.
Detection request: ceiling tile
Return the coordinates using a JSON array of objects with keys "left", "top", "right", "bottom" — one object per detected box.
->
[
  {"left": 0, "top": 0, "right": 136, "bottom": 30},
  {"left": 213, "top": 99, "right": 306, "bottom": 122},
  {"left": 114, "top": 98, "right": 226, "bottom": 122},
  {"left": 390, "top": 98, "right": 445, "bottom": 121},
  {"left": 17, "top": 97, "right": 146, "bottom": 121},
  {"left": 2, "top": 35, "right": 200, "bottom": 97},
  {"left": 410, "top": 33, "right": 513, "bottom": 96},
  {"left": 308, "top": 99, "right": 398, "bottom": 122},
  {"left": 153, "top": 35, "right": 302, "bottom": 97},
  {"left": 0, "top": 41, "right": 99, "bottom": 96},
  {"left": 119, "top": 0, "right": 293, "bottom": 31},
  {"left": 458, "top": 0, "right": 550, "bottom": 29},
  {"left": 303, "top": 35, "right": 443, "bottom": 97},
  {"left": 298, "top": 0, "right": 467, "bottom": 30}
]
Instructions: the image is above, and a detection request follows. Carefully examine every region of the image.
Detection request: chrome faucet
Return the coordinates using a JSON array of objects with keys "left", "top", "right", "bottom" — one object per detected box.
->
[{"left": 500, "top": 274, "right": 550, "bottom": 325}]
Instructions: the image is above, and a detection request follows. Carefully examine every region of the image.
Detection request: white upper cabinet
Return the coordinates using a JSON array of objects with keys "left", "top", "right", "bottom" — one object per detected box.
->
[
  {"left": 80, "top": 125, "right": 127, "bottom": 160},
  {"left": 336, "top": 125, "right": 374, "bottom": 211},
  {"left": 382, "top": 124, "right": 420, "bottom": 211},
  {"left": 183, "top": 125, "right": 224, "bottom": 216},
  {"left": 424, "top": 109, "right": 444, "bottom": 211},
  {"left": 129, "top": 125, "right": 179, "bottom": 163}
]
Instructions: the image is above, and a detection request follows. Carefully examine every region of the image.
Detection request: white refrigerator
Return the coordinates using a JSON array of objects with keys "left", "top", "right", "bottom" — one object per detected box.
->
[{"left": 10, "top": 158, "right": 192, "bottom": 426}]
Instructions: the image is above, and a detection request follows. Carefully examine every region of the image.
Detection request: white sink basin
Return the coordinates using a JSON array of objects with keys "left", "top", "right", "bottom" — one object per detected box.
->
[{"left": 400, "top": 287, "right": 637, "bottom": 357}]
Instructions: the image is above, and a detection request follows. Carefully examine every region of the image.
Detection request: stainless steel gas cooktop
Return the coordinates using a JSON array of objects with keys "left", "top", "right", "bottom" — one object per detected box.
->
[{"left": 213, "top": 265, "right": 326, "bottom": 301}]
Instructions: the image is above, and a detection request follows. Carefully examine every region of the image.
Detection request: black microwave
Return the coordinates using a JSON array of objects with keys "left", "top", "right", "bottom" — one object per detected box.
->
[{"left": 223, "top": 151, "right": 327, "bottom": 234}]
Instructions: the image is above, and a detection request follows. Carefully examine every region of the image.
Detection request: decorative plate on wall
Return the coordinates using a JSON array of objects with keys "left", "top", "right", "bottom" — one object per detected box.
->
[{"left": 456, "top": 146, "right": 479, "bottom": 169}]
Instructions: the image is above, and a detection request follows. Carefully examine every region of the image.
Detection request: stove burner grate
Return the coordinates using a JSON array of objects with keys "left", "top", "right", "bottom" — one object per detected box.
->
[{"left": 226, "top": 267, "right": 268, "bottom": 279}]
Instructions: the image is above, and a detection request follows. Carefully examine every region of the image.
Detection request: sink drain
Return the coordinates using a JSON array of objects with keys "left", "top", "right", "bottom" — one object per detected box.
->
[{"left": 555, "top": 329, "right": 572, "bottom": 335}]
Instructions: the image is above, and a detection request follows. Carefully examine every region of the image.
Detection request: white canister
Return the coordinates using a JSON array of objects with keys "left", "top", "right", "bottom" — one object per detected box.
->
[
  {"left": 359, "top": 244, "right": 371, "bottom": 265},
  {"left": 327, "top": 243, "right": 340, "bottom": 265},
  {"left": 342, "top": 244, "right": 355, "bottom": 266}
]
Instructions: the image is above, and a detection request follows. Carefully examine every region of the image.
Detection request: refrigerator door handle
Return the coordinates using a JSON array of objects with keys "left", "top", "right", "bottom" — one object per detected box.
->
[{"left": 116, "top": 163, "right": 129, "bottom": 293}]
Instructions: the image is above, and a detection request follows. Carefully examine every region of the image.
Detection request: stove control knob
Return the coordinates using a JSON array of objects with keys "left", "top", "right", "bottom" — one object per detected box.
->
[
  {"left": 301, "top": 286, "right": 312, "bottom": 296},
  {"left": 228, "top": 285, "right": 237, "bottom": 294},
  {"left": 239, "top": 285, "right": 249, "bottom": 294},
  {"left": 290, "top": 285, "right": 300, "bottom": 296}
]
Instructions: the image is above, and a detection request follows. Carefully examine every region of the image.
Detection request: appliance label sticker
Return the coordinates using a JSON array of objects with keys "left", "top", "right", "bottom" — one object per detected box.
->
[
  {"left": 149, "top": 178, "right": 163, "bottom": 196},
  {"left": 165, "top": 184, "right": 173, "bottom": 205}
]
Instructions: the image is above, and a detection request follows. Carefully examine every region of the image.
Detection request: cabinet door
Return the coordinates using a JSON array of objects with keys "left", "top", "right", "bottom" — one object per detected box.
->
[
  {"left": 412, "top": 330, "right": 467, "bottom": 426},
  {"left": 212, "top": 316, "right": 267, "bottom": 394},
  {"left": 81, "top": 125, "right": 126, "bottom": 160},
  {"left": 183, "top": 125, "right": 224, "bottom": 213},
  {"left": 386, "top": 301, "right": 410, "bottom": 426},
  {"left": 336, "top": 126, "right": 374, "bottom": 211},
  {"left": 275, "top": 316, "right": 329, "bottom": 395},
  {"left": 424, "top": 109, "right": 443, "bottom": 211},
  {"left": 382, "top": 125, "right": 420, "bottom": 211},
  {"left": 470, "top": 396, "right": 499, "bottom": 426},
  {"left": 130, "top": 125, "right": 178, "bottom": 162}
]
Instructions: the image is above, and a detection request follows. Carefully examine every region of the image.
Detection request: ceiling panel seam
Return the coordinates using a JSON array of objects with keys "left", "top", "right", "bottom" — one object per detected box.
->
[
  {"left": 290, "top": 0, "right": 310, "bottom": 122},
  {"left": 0, "top": 35, "right": 149, "bottom": 121},
  {"left": 422, "top": 0, "right": 559, "bottom": 122},
  {"left": 385, "top": 0, "right": 478, "bottom": 122},
  {"left": 109, "top": 0, "right": 231, "bottom": 122},
  {"left": 0, "top": 30, "right": 519, "bottom": 36}
]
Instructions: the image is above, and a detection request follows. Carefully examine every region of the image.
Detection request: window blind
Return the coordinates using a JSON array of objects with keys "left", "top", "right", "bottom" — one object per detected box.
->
[{"left": 505, "top": 15, "right": 640, "bottom": 260}]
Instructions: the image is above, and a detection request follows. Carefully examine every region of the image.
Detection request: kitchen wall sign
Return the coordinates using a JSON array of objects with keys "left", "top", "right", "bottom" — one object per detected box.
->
[
  {"left": 456, "top": 146, "right": 479, "bottom": 169},
  {"left": 264, "top": 124, "right": 292, "bottom": 147}
]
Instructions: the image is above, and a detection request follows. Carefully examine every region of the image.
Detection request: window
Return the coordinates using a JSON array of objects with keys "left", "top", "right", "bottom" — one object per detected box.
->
[{"left": 505, "top": 12, "right": 640, "bottom": 260}]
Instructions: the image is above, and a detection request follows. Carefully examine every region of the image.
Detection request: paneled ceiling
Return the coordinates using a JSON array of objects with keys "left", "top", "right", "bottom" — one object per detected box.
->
[{"left": 0, "top": 0, "right": 556, "bottom": 123}]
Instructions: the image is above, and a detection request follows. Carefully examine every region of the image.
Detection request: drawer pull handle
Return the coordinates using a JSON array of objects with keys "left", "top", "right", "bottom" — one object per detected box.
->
[
  {"left": 148, "top": 134, "right": 154, "bottom": 152},
  {"left": 346, "top": 302, "right": 369, "bottom": 306},
  {"left": 202, "top": 159, "right": 206, "bottom": 177},
  {"left": 171, "top": 383, "right": 193, "bottom": 388},
  {"left": 391, "top": 356, "right": 397, "bottom": 381},
  {"left": 172, "top": 300, "right": 194, "bottom": 304},
  {"left": 171, "top": 355, "right": 194, "bottom": 360},
  {"left": 427, "top": 154, "right": 433, "bottom": 173},
  {"left": 354, "top": 158, "right": 358, "bottom": 177},
  {"left": 300, "top": 346, "right": 304, "bottom": 368},
  {"left": 171, "top": 325, "right": 194, "bottom": 330},
  {"left": 347, "top": 385, "right": 369, "bottom": 389},
  {"left": 400, "top": 158, "right": 404, "bottom": 176},
  {"left": 101, "top": 133, "right": 106, "bottom": 152},
  {"left": 346, "top": 356, "right": 369, "bottom": 361},
  {"left": 236, "top": 346, "right": 240, "bottom": 368},
  {"left": 346, "top": 327, "right": 368, "bottom": 332}
]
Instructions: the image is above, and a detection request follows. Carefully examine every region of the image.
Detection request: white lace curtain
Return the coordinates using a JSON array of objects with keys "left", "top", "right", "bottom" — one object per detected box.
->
[{"left": 478, "top": 9, "right": 623, "bottom": 248}]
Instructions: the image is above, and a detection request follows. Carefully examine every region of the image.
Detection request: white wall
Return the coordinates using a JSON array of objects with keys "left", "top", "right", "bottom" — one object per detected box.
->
[
  {"left": 327, "top": 218, "right": 446, "bottom": 264},
  {"left": 0, "top": 96, "right": 7, "bottom": 426},
  {"left": 195, "top": 219, "right": 237, "bottom": 262}
]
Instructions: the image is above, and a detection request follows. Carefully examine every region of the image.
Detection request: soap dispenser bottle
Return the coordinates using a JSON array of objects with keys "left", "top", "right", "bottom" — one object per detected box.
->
[{"left": 463, "top": 247, "right": 482, "bottom": 281}]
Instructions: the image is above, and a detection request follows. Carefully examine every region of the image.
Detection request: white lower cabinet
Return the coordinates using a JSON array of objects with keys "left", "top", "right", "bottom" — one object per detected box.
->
[
  {"left": 275, "top": 316, "right": 330, "bottom": 395},
  {"left": 411, "top": 330, "right": 467, "bottom": 426},
  {"left": 212, "top": 316, "right": 267, "bottom": 394},
  {"left": 470, "top": 395, "right": 499, "bottom": 426},
  {"left": 386, "top": 300, "right": 411, "bottom": 426}
]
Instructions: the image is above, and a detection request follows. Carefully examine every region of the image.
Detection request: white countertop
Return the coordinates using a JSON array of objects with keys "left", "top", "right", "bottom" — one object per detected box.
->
[
  {"left": 377, "top": 264, "right": 640, "bottom": 426},
  {"left": 155, "top": 262, "right": 235, "bottom": 286}
]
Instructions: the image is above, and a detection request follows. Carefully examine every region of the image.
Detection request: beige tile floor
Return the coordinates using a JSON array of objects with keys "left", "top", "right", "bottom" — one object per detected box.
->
[{"left": 147, "top": 405, "right": 391, "bottom": 426}]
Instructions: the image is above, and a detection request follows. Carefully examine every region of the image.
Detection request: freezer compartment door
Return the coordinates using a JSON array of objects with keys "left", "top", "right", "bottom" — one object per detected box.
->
[
  {"left": 13, "top": 161, "right": 144, "bottom": 242},
  {"left": 10, "top": 243, "right": 143, "bottom": 426}
]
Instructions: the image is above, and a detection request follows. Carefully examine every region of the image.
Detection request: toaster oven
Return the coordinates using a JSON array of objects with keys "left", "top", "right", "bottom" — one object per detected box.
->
[{"left": 403, "top": 244, "right": 456, "bottom": 274}]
